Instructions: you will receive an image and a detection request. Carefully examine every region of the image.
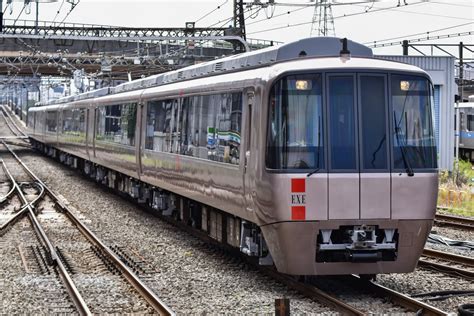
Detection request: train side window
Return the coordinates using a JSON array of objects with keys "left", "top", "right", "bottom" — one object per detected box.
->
[
  {"left": 179, "top": 96, "right": 199, "bottom": 157},
  {"left": 62, "top": 109, "right": 74, "bottom": 133},
  {"left": 77, "top": 108, "right": 86, "bottom": 133},
  {"left": 200, "top": 95, "right": 218, "bottom": 159},
  {"left": 359, "top": 75, "right": 388, "bottom": 170},
  {"left": 96, "top": 105, "right": 121, "bottom": 143},
  {"left": 200, "top": 93, "right": 242, "bottom": 164},
  {"left": 121, "top": 103, "right": 137, "bottom": 146},
  {"left": 266, "top": 74, "right": 324, "bottom": 170},
  {"left": 391, "top": 75, "right": 436, "bottom": 169},
  {"left": 170, "top": 99, "right": 180, "bottom": 153},
  {"left": 46, "top": 111, "right": 58, "bottom": 133},
  {"left": 467, "top": 115, "right": 474, "bottom": 131},
  {"left": 146, "top": 99, "right": 176, "bottom": 152},
  {"left": 214, "top": 92, "right": 242, "bottom": 164},
  {"left": 96, "top": 103, "right": 137, "bottom": 146}
]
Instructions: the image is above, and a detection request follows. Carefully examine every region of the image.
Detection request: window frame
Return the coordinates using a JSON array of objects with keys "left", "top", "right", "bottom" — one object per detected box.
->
[
  {"left": 388, "top": 73, "right": 438, "bottom": 172},
  {"left": 265, "top": 72, "right": 327, "bottom": 172},
  {"left": 326, "top": 73, "right": 359, "bottom": 172},
  {"left": 143, "top": 88, "right": 244, "bottom": 166},
  {"left": 264, "top": 69, "right": 437, "bottom": 174},
  {"left": 357, "top": 73, "right": 390, "bottom": 172}
]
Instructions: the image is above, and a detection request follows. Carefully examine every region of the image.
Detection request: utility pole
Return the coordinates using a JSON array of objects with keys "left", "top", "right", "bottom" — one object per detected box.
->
[
  {"left": 35, "top": 0, "right": 39, "bottom": 34},
  {"left": 0, "top": 0, "right": 3, "bottom": 32},
  {"left": 459, "top": 41, "right": 464, "bottom": 101},
  {"left": 232, "top": 0, "right": 246, "bottom": 52},
  {"left": 310, "top": 0, "right": 336, "bottom": 37}
]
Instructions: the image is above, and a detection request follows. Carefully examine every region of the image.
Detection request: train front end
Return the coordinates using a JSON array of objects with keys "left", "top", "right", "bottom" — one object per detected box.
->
[{"left": 260, "top": 61, "right": 438, "bottom": 275}]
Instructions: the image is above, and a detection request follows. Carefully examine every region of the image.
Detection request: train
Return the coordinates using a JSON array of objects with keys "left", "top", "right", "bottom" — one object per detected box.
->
[
  {"left": 459, "top": 102, "right": 474, "bottom": 162},
  {"left": 27, "top": 37, "right": 438, "bottom": 276}
]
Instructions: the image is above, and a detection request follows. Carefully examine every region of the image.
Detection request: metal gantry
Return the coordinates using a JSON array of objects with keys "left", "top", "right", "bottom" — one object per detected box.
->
[{"left": 310, "top": 0, "right": 336, "bottom": 37}]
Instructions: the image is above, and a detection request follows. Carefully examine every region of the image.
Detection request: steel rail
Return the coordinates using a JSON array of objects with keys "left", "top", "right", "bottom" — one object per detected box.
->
[
  {"left": 434, "top": 213, "right": 474, "bottom": 230},
  {"left": 0, "top": 153, "right": 91, "bottom": 316},
  {"left": 423, "top": 249, "right": 474, "bottom": 267},
  {"left": 0, "top": 177, "right": 16, "bottom": 204},
  {"left": 0, "top": 108, "right": 20, "bottom": 137},
  {"left": 261, "top": 267, "right": 365, "bottom": 315},
  {"left": 350, "top": 276, "right": 448, "bottom": 315},
  {"left": 418, "top": 249, "right": 474, "bottom": 279},
  {"left": 1, "top": 105, "right": 28, "bottom": 138},
  {"left": 1, "top": 141, "right": 175, "bottom": 316}
]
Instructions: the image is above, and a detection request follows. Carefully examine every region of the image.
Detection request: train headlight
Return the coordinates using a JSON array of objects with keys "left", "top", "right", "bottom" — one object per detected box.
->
[
  {"left": 295, "top": 80, "right": 311, "bottom": 91},
  {"left": 400, "top": 80, "right": 410, "bottom": 91}
]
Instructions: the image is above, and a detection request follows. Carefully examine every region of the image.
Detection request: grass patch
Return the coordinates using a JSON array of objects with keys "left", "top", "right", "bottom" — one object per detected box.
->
[{"left": 438, "top": 160, "right": 474, "bottom": 214}]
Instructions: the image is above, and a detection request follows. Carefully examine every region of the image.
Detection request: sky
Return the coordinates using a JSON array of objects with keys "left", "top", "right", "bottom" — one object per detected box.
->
[{"left": 2, "top": 0, "right": 473, "bottom": 56}]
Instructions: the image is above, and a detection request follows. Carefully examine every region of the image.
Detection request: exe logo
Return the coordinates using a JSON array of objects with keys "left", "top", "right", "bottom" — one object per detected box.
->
[{"left": 290, "top": 178, "right": 306, "bottom": 220}]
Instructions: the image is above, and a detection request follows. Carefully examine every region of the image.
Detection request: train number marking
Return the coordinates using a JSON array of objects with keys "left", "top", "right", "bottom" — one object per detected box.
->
[{"left": 291, "top": 178, "right": 306, "bottom": 220}]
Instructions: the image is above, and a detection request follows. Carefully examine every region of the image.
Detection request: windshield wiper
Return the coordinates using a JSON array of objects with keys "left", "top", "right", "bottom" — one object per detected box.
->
[
  {"left": 307, "top": 167, "right": 320, "bottom": 178},
  {"left": 393, "top": 112, "right": 414, "bottom": 177},
  {"left": 307, "top": 115, "right": 322, "bottom": 178}
]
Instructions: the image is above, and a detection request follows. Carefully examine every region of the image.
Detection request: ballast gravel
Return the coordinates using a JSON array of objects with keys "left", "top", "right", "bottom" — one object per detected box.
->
[
  {"left": 427, "top": 225, "right": 473, "bottom": 258},
  {"left": 17, "top": 150, "right": 333, "bottom": 315}
]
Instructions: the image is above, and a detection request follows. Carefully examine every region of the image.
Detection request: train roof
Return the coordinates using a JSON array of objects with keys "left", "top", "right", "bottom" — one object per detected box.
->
[{"left": 35, "top": 37, "right": 373, "bottom": 107}]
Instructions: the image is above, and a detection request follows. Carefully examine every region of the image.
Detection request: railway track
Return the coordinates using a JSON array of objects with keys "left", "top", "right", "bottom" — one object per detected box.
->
[
  {"left": 434, "top": 213, "right": 474, "bottom": 230},
  {"left": 0, "top": 111, "right": 449, "bottom": 314},
  {"left": 0, "top": 215, "right": 78, "bottom": 314},
  {"left": 0, "top": 141, "right": 174, "bottom": 315},
  {"left": 261, "top": 268, "right": 448, "bottom": 315},
  {"left": 419, "top": 248, "right": 474, "bottom": 280},
  {"left": 129, "top": 192, "right": 447, "bottom": 315},
  {"left": 0, "top": 105, "right": 28, "bottom": 140}
]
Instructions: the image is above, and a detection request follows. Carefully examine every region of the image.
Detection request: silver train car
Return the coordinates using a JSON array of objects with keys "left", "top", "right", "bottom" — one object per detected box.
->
[
  {"left": 28, "top": 37, "right": 438, "bottom": 276},
  {"left": 459, "top": 103, "right": 474, "bottom": 162}
]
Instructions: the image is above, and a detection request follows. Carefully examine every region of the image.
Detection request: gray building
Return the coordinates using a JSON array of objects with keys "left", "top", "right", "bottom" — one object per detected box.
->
[{"left": 377, "top": 55, "right": 456, "bottom": 171}]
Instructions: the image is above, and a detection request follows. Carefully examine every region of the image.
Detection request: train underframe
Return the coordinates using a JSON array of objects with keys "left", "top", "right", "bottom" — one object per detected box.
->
[{"left": 31, "top": 139, "right": 431, "bottom": 276}]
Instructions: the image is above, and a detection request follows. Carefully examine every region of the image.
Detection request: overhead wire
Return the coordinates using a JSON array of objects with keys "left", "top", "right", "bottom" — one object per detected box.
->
[
  {"left": 206, "top": 6, "right": 255, "bottom": 28},
  {"left": 365, "top": 22, "right": 474, "bottom": 46},
  {"left": 352, "top": 2, "right": 473, "bottom": 21},
  {"left": 246, "top": 6, "right": 310, "bottom": 26},
  {"left": 247, "top": 0, "right": 428, "bottom": 35},
  {"left": 12, "top": 3, "right": 27, "bottom": 27},
  {"left": 368, "top": 31, "right": 473, "bottom": 48},
  {"left": 2, "top": 1, "right": 12, "bottom": 15},
  {"left": 57, "top": 0, "right": 80, "bottom": 28},
  {"left": 195, "top": 0, "right": 229, "bottom": 24},
  {"left": 51, "top": 0, "right": 66, "bottom": 25}
]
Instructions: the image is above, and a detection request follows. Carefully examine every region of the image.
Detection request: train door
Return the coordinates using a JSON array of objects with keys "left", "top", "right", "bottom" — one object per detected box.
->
[
  {"left": 92, "top": 107, "right": 98, "bottom": 158},
  {"left": 243, "top": 88, "right": 255, "bottom": 212},
  {"left": 326, "top": 74, "right": 359, "bottom": 219},
  {"left": 56, "top": 109, "right": 61, "bottom": 147},
  {"left": 358, "top": 74, "right": 390, "bottom": 219},
  {"left": 85, "top": 107, "right": 91, "bottom": 160},
  {"left": 135, "top": 101, "right": 144, "bottom": 179}
]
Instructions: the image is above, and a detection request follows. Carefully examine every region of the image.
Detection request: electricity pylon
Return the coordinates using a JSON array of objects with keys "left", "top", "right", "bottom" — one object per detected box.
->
[{"left": 310, "top": 0, "right": 336, "bottom": 37}]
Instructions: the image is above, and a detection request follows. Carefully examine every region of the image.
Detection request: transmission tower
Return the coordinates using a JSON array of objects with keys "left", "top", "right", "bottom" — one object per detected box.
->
[{"left": 310, "top": 0, "right": 336, "bottom": 37}]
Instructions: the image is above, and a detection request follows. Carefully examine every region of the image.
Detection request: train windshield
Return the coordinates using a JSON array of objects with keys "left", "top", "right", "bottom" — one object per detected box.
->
[
  {"left": 266, "top": 74, "right": 324, "bottom": 170},
  {"left": 266, "top": 73, "right": 437, "bottom": 172},
  {"left": 392, "top": 75, "right": 437, "bottom": 170}
]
